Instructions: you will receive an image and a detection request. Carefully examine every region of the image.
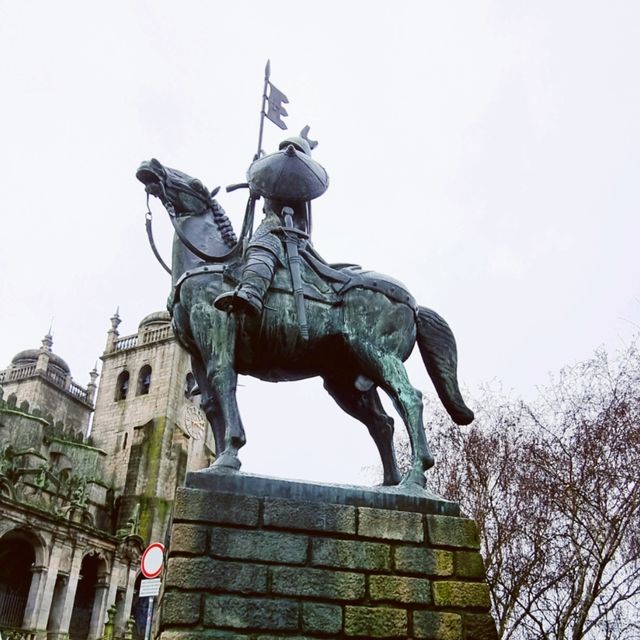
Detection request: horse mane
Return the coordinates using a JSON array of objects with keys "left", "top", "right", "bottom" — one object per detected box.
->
[{"left": 210, "top": 198, "right": 237, "bottom": 248}]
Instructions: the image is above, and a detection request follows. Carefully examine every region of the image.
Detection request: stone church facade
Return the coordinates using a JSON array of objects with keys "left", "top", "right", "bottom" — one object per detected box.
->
[{"left": 0, "top": 311, "right": 214, "bottom": 640}]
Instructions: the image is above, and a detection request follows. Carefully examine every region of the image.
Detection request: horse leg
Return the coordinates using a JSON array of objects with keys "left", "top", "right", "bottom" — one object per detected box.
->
[
  {"left": 190, "top": 302, "right": 245, "bottom": 470},
  {"left": 366, "top": 353, "right": 434, "bottom": 487},
  {"left": 323, "top": 377, "right": 402, "bottom": 486},
  {"left": 189, "top": 355, "right": 226, "bottom": 458}
]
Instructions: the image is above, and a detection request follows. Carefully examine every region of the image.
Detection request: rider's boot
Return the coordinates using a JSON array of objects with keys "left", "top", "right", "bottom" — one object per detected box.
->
[{"left": 214, "top": 250, "right": 277, "bottom": 316}]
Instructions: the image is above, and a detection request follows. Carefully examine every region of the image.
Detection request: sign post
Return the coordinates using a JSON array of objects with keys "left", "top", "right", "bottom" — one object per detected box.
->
[{"left": 140, "top": 542, "right": 164, "bottom": 640}]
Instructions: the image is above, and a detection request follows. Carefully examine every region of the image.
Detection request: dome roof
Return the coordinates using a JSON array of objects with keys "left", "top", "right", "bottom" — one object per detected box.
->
[
  {"left": 11, "top": 348, "right": 71, "bottom": 375},
  {"left": 138, "top": 310, "right": 171, "bottom": 329}
]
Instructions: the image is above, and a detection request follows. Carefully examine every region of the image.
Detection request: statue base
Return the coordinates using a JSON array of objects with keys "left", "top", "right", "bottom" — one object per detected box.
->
[{"left": 158, "top": 470, "right": 498, "bottom": 639}]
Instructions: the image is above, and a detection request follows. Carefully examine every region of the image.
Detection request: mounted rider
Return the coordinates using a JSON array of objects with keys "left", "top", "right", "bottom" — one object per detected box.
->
[{"left": 213, "top": 132, "right": 329, "bottom": 318}]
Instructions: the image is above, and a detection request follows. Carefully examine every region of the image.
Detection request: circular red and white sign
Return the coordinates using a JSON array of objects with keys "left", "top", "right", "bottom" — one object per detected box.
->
[{"left": 141, "top": 542, "right": 165, "bottom": 579}]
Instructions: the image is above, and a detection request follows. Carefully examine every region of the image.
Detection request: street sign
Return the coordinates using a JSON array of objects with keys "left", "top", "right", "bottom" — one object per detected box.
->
[
  {"left": 141, "top": 542, "right": 165, "bottom": 579},
  {"left": 139, "top": 578, "right": 161, "bottom": 597}
]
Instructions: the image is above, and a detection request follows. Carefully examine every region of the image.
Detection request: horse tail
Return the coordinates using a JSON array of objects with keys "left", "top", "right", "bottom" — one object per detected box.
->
[{"left": 415, "top": 306, "right": 474, "bottom": 425}]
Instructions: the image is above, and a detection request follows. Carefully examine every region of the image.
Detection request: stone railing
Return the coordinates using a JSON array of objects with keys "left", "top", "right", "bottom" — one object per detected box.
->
[
  {"left": 110, "top": 325, "right": 173, "bottom": 353},
  {"left": 0, "top": 364, "right": 92, "bottom": 406},
  {"left": 0, "top": 364, "right": 36, "bottom": 384},
  {"left": 114, "top": 335, "right": 138, "bottom": 351},
  {"left": 142, "top": 325, "right": 172, "bottom": 344}
]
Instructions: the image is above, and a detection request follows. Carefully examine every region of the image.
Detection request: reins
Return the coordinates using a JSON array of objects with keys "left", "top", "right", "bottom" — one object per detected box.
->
[{"left": 144, "top": 184, "right": 258, "bottom": 272}]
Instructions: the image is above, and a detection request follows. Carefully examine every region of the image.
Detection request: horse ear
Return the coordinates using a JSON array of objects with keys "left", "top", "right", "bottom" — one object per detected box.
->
[{"left": 210, "top": 186, "right": 220, "bottom": 197}]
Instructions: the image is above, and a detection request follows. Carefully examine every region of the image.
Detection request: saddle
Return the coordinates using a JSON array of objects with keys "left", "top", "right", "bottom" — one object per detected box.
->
[{"left": 223, "top": 244, "right": 417, "bottom": 311}]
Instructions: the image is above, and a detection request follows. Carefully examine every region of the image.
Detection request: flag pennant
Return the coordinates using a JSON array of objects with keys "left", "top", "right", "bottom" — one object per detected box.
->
[{"left": 265, "top": 81, "right": 289, "bottom": 130}]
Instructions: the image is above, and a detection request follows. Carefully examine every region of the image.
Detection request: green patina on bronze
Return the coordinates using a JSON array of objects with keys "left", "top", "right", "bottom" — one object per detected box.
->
[{"left": 137, "top": 143, "right": 474, "bottom": 489}]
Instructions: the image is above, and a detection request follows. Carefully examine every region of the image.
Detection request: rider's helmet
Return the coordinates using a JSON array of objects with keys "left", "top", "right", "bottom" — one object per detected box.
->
[{"left": 247, "top": 134, "right": 329, "bottom": 202}]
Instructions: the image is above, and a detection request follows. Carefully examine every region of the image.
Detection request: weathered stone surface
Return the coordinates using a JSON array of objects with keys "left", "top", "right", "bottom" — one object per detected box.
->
[
  {"left": 170, "top": 523, "right": 208, "bottom": 555},
  {"left": 302, "top": 602, "right": 343, "bottom": 634},
  {"left": 432, "top": 581, "right": 491, "bottom": 609},
  {"left": 165, "top": 556, "right": 267, "bottom": 593},
  {"left": 312, "top": 537, "right": 390, "bottom": 571},
  {"left": 454, "top": 551, "right": 486, "bottom": 579},
  {"left": 344, "top": 605, "right": 408, "bottom": 638},
  {"left": 464, "top": 613, "right": 499, "bottom": 640},
  {"left": 271, "top": 566, "right": 365, "bottom": 601},
  {"left": 358, "top": 507, "right": 424, "bottom": 542},
  {"left": 264, "top": 497, "right": 356, "bottom": 534},
  {"left": 161, "top": 632, "right": 249, "bottom": 640},
  {"left": 394, "top": 546, "right": 453, "bottom": 576},
  {"left": 187, "top": 470, "right": 460, "bottom": 516},
  {"left": 209, "top": 527, "right": 308, "bottom": 564},
  {"left": 426, "top": 515, "right": 480, "bottom": 549},
  {"left": 369, "top": 575, "right": 431, "bottom": 604},
  {"left": 161, "top": 592, "right": 201, "bottom": 625},
  {"left": 173, "top": 488, "right": 260, "bottom": 526},
  {"left": 203, "top": 595, "right": 298, "bottom": 631},
  {"left": 413, "top": 611, "right": 463, "bottom": 640}
]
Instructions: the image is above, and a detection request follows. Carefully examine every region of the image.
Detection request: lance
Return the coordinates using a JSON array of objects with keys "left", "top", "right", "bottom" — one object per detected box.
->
[{"left": 255, "top": 60, "right": 271, "bottom": 161}]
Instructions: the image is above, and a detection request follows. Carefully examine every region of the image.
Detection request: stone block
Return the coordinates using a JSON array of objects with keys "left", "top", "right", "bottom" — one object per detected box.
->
[
  {"left": 432, "top": 582, "right": 491, "bottom": 609},
  {"left": 426, "top": 515, "right": 480, "bottom": 549},
  {"left": 413, "top": 611, "right": 462, "bottom": 640},
  {"left": 369, "top": 575, "right": 431, "bottom": 604},
  {"left": 312, "top": 538, "right": 390, "bottom": 571},
  {"left": 263, "top": 498, "right": 356, "bottom": 534},
  {"left": 464, "top": 613, "right": 499, "bottom": 640},
  {"left": 165, "top": 557, "right": 267, "bottom": 594},
  {"left": 344, "top": 605, "right": 408, "bottom": 638},
  {"left": 203, "top": 595, "right": 298, "bottom": 631},
  {"left": 209, "top": 527, "right": 308, "bottom": 564},
  {"left": 173, "top": 488, "right": 260, "bottom": 526},
  {"left": 161, "top": 592, "right": 201, "bottom": 625},
  {"left": 358, "top": 507, "right": 423, "bottom": 542},
  {"left": 455, "top": 551, "right": 486, "bottom": 579},
  {"left": 161, "top": 632, "right": 249, "bottom": 640},
  {"left": 302, "top": 602, "right": 343, "bottom": 634},
  {"left": 271, "top": 566, "right": 365, "bottom": 601},
  {"left": 394, "top": 546, "right": 453, "bottom": 576},
  {"left": 170, "top": 523, "right": 208, "bottom": 555}
]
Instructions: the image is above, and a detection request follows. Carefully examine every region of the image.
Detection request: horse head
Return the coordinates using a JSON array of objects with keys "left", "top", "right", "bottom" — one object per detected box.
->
[
  {"left": 137, "top": 158, "right": 239, "bottom": 283},
  {"left": 136, "top": 158, "right": 220, "bottom": 218}
]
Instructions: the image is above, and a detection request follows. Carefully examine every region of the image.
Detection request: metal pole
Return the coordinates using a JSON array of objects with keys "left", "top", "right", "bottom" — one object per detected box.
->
[
  {"left": 144, "top": 596, "right": 154, "bottom": 640},
  {"left": 255, "top": 59, "right": 271, "bottom": 160}
]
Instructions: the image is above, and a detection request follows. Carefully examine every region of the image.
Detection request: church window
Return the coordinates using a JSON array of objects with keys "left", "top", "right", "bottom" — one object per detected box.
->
[
  {"left": 115, "top": 371, "right": 129, "bottom": 401},
  {"left": 137, "top": 365, "right": 152, "bottom": 396},
  {"left": 185, "top": 372, "right": 195, "bottom": 397}
]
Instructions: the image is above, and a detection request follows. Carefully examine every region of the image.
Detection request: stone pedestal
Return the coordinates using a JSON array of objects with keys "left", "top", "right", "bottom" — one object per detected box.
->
[{"left": 158, "top": 471, "right": 497, "bottom": 640}]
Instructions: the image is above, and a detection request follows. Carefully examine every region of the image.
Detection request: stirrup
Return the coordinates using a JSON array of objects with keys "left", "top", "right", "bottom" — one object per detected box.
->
[{"left": 214, "top": 289, "right": 262, "bottom": 316}]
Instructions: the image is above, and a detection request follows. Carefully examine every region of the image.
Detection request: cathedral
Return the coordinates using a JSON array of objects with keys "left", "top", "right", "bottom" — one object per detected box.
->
[{"left": 0, "top": 310, "right": 215, "bottom": 640}]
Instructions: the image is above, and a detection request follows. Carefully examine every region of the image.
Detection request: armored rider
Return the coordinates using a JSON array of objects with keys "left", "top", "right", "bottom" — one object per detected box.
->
[{"left": 214, "top": 133, "right": 329, "bottom": 316}]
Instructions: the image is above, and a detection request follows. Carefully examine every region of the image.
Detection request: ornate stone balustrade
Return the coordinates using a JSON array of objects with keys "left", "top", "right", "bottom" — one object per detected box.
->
[
  {"left": 0, "top": 365, "right": 92, "bottom": 406},
  {"left": 110, "top": 325, "right": 173, "bottom": 353}
]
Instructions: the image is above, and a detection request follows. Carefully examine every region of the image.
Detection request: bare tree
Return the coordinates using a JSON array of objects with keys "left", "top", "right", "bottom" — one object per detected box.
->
[{"left": 397, "top": 343, "right": 640, "bottom": 639}]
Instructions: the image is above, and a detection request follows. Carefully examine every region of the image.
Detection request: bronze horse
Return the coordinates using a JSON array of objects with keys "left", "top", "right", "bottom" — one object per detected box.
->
[{"left": 136, "top": 158, "right": 473, "bottom": 487}]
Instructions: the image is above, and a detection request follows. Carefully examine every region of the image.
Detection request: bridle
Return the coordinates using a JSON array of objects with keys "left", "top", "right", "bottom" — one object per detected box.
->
[{"left": 144, "top": 176, "right": 257, "bottom": 273}]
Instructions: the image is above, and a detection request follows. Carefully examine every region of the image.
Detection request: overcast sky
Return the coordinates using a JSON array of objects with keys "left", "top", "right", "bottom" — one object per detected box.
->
[{"left": 1, "top": 2, "right": 638, "bottom": 485}]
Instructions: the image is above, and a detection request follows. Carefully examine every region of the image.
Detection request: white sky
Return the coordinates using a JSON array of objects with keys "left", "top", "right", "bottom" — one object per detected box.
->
[{"left": 1, "top": 2, "right": 639, "bottom": 485}]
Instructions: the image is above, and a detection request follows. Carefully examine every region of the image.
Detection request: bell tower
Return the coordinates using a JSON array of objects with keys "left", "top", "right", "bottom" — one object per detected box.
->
[{"left": 89, "top": 310, "right": 214, "bottom": 544}]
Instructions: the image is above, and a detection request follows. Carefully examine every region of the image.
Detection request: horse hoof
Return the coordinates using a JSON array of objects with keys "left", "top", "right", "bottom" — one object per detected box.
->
[
  {"left": 400, "top": 469, "right": 427, "bottom": 488},
  {"left": 212, "top": 452, "right": 242, "bottom": 471}
]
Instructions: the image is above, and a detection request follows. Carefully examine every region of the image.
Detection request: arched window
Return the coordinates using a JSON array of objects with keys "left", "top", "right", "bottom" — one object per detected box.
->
[
  {"left": 115, "top": 370, "right": 129, "bottom": 401},
  {"left": 137, "top": 365, "right": 152, "bottom": 396},
  {"left": 184, "top": 372, "right": 195, "bottom": 397}
]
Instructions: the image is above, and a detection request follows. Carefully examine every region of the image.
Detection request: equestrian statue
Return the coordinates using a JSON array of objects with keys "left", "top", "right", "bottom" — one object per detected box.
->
[{"left": 136, "top": 132, "right": 474, "bottom": 488}]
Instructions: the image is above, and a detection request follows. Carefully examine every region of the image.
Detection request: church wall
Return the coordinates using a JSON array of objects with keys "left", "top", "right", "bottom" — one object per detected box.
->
[{"left": 0, "top": 376, "right": 91, "bottom": 435}]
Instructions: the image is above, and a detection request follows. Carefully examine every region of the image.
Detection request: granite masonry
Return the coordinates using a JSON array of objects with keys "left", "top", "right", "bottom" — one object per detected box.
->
[{"left": 159, "top": 472, "right": 497, "bottom": 640}]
